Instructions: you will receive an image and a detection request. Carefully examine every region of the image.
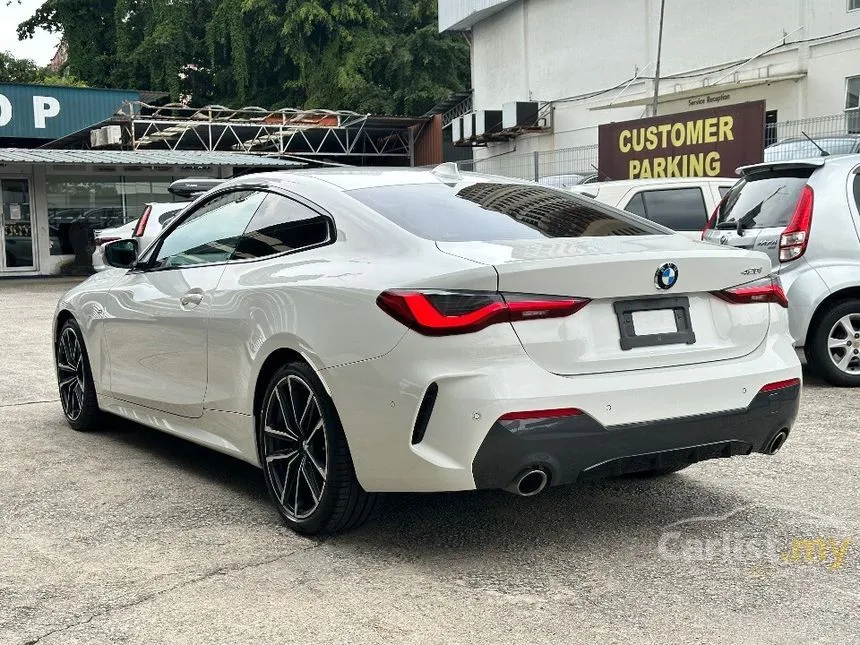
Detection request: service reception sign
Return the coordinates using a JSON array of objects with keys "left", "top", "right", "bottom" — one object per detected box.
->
[{"left": 598, "top": 101, "right": 765, "bottom": 180}]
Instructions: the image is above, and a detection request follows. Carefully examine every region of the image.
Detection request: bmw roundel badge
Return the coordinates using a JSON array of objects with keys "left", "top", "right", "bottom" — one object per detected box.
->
[{"left": 654, "top": 262, "right": 679, "bottom": 290}]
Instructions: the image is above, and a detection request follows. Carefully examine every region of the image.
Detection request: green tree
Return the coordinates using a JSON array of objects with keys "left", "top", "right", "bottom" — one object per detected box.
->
[
  {"left": 17, "top": 0, "right": 469, "bottom": 114},
  {"left": 0, "top": 51, "right": 42, "bottom": 83}
]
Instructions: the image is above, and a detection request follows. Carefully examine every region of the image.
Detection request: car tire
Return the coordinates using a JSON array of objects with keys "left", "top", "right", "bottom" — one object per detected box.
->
[
  {"left": 806, "top": 300, "right": 860, "bottom": 387},
  {"left": 257, "top": 361, "right": 377, "bottom": 535},
  {"left": 56, "top": 318, "right": 103, "bottom": 431}
]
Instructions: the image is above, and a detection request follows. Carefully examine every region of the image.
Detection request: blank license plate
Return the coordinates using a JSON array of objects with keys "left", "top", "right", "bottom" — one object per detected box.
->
[{"left": 632, "top": 309, "right": 678, "bottom": 336}]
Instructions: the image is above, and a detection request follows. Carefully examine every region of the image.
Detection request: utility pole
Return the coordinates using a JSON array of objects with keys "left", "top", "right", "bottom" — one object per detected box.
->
[{"left": 652, "top": 0, "right": 666, "bottom": 116}]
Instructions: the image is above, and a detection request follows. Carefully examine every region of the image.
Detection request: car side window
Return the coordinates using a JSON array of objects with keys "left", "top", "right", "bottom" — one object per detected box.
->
[
  {"left": 637, "top": 188, "right": 708, "bottom": 231},
  {"left": 624, "top": 192, "right": 647, "bottom": 218},
  {"left": 231, "top": 193, "right": 332, "bottom": 260},
  {"left": 150, "top": 191, "right": 266, "bottom": 269},
  {"left": 854, "top": 174, "right": 860, "bottom": 212},
  {"left": 719, "top": 186, "right": 732, "bottom": 198}
]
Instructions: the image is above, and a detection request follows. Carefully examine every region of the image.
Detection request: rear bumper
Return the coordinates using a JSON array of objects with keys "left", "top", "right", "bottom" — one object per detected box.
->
[
  {"left": 472, "top": 384, "right": 800, "bottom": 489},
  {"left": 322, "top": 322, "right": 802, "bottom": 493}
]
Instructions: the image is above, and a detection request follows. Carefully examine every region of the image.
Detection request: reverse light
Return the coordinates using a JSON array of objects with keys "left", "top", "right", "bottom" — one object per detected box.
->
[
  {"left": 778, "top": 185, "right": 813, "bottom": 262},
  {"left": 376, "top": 290, "right": 589, "bottom": 336},
  {"left": 133, "top": 206, "right": 151, "bottom": 238},
  {"left": 713, "top": 275, "right": 788, "bottom": 308},
  {"left": 498, "top": 408, "right": 583, "bottom": 421},
  {"left": 759, "top": 378, "right": 800, "bottom": 393}
]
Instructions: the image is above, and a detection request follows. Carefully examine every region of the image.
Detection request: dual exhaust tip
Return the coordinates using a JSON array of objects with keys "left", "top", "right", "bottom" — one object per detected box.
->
[
  {"left": 505, "top": 467, "right": 549, "bottom": 497},
  {"left": 765, "top": 429, "right": 789, "bottom": 455}
]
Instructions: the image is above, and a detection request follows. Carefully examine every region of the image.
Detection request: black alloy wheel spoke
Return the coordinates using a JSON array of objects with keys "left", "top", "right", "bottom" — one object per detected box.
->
[{"left": 263, "top": 374, "right": 328, "bottom": 520}]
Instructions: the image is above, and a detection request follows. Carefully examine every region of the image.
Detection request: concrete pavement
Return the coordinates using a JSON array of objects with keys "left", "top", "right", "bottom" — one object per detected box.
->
[{"left": 0, "top": 279, "right": 857, "bottom": 644}]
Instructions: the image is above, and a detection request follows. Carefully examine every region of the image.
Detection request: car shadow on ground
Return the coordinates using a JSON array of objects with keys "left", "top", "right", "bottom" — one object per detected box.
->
[{"left": 92, "top": 411, "right": 759, "bottom": 556}]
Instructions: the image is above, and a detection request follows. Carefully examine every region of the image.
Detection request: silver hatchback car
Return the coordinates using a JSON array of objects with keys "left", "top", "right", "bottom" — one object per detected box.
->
[{"left": 702, "top": 155, "right": 860, "bottom": 386}]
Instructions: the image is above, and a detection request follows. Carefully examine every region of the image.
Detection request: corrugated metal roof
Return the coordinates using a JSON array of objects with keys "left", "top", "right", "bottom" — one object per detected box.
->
[{"left": 0, "top": 149, "right": 303, "bottom": 167}]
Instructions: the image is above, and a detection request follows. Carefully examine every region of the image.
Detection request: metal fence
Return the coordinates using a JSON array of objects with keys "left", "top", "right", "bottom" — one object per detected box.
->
[{"left": 458, "top": 112, "right": 859, "bottom": 181}]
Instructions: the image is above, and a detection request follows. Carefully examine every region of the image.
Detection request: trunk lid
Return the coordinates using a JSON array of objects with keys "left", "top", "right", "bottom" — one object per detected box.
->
[
  {"left": 437, "top": 236, "right": 774, "bottom": 375},
  {"left": 701, "top": 164, "right": 815, "bottom": 268}
]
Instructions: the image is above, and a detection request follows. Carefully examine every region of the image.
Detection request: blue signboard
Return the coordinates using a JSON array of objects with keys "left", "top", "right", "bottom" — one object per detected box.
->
[{"left": 0, "top": 83, "right": 140, "bottom": 140}]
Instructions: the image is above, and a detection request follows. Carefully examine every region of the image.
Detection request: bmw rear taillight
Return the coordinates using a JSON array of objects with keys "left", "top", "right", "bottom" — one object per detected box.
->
[
  {"left": 713, "top": 275, "right": 788, "bottom": 308},
  {"left": 133, "top": 206, "right": 151, "bottom": 238},
  {"left": 779, "top": 185, "right": 813, "bottom": 262},
  {"left": 376, "top": 290, "right": 590, "bottom": 336}
]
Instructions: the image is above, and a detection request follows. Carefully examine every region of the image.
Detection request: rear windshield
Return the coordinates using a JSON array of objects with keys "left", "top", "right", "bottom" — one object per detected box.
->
[
  {"left": 716, "top": 169, "right": 812, "bottom": 230},
  {"left": 348, "top": 182, "right": 663, "bottom": 242}
]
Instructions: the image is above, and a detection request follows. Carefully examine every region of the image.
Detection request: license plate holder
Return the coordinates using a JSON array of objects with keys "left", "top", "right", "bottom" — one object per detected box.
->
[{"left": 613, "top": 297, "right": 696, "bottom": 350}]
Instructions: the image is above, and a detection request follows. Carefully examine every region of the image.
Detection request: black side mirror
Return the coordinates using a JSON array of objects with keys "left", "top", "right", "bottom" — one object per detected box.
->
[{"left": 103, "top": 238, "right": 139, "bottom": 269}]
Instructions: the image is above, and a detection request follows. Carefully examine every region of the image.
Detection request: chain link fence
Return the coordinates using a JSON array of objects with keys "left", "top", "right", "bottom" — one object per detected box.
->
[{"left": 458, "top": 112, "right": 859, "bottom": 180}]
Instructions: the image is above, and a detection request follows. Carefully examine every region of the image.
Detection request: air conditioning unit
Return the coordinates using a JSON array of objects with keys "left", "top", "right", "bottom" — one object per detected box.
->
[
  {"left": 452, "top": 117, "right": 463, "bottom": 143},
  {"left": 474, "top": 110, "right": 503, "bottom": 136},
  {"left": 462, "top": 112, "right": 476, "bottom": 139},
  {"left": 89, "top": 125, "right": 122, "bottom": 148},
  {"left": 502, "top": 101, "right": 540, "bottom": 129}
]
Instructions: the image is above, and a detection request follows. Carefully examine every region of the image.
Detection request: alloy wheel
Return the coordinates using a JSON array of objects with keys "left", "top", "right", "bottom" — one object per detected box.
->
[
  {"left": 827, "top": 313, "right": 860, "bottom": 375},
  {"left": 262, "top": 375, "right": 328, "bottom": 520},
  {"left": 57, "top": 327, "right": 85, "bottom": 421}
]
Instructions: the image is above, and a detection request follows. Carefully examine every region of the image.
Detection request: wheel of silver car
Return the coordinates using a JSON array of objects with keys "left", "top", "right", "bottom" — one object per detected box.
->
[
  {"left": 57, "top": 326, "right": 85, "bottom": 421},
  {"left": 55, "top": 318, "right": 102, "bottom": 431},
  {"left": 262, "top": 374, "right": 328, "bottom": 520},
  {"left": 827, "top": 313, "right": 860, "bottom": 375},
  {"left": 258, "top": 361, "right": 377, "bottom": 534},
  {"left": 807, "top": 299, "right": 860, "bottom": 387}
]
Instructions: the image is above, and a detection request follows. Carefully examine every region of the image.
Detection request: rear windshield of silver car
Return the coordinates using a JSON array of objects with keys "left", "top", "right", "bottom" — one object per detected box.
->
[
  {"left": 347, "top": 182, "right": 664, "bottom": 241},
  {"left": 716, "top": 168, "right": 813, "bottom": 230}
]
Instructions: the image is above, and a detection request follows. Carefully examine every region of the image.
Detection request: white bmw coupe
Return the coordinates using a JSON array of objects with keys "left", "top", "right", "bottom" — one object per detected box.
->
[{"left": 54, "top": 165, "right": 802, "bottom": 534}]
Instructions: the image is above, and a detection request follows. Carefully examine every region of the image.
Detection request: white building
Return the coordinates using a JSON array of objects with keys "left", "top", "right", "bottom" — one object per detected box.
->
[{"left": 439, "top": 0, "right": 860, "bottom": 171}]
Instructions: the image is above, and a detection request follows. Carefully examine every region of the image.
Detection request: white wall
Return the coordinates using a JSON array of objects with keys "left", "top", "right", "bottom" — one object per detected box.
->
[{"left": 463, "top": 0, "right": 860, "bottom": 160}]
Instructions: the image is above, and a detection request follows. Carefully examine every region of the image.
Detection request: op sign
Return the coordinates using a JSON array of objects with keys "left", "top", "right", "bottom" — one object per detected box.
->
[{"left": 598, "top": 101, "right": 765, "bottom": 180}]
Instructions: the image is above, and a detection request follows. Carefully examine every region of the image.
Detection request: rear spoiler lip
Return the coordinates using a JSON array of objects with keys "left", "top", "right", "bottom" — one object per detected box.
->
[{"left": 736, "top": 158, "right": 826, "bottom": 176}]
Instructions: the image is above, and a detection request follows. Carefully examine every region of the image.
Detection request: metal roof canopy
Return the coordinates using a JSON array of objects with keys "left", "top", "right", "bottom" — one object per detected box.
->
[
  {"left": 44, "top": 102, "right": 427, "bottom": 163},
  {"left": 0, "top": 148, "right": 304, "bottom": 167}
]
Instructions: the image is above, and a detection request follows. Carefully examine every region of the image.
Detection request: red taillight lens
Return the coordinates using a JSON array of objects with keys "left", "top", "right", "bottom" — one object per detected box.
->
[
  {"left": 759, "top": 377, "right": 800, "bottom": 393},
  {"left": 779, "top": 185, "right": 813, "bottom": 262},
  {"left": 498, "top": 408, "right": 583, "bottom": 421},
  {"left": 376, "top": 290, "right": 589, "bottom": 336},
  {"left": 713, "top": 275, "right": 788, "bottom": 308},
  {"left": 133, "top": 207, "right": 151, "bottom": 238},
  {"left": 94, "top": 236, "right": 120, "bottom": 247},
  {"left": 702, "top": 198, "right": 722, "bottom": 240}
]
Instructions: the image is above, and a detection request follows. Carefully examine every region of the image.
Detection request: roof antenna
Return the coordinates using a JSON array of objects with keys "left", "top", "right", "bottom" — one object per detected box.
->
[
  {"left": 801, "top": 131, "right": 829, "bottom": 157},
  {"left": 432, "top": 162, "right": 463, "bottom": 185}
]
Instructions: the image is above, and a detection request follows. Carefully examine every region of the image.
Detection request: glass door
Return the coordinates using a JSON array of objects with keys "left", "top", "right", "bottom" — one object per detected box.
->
[{"left": 1, "top": 178, "right": 36, "bottom": 271}]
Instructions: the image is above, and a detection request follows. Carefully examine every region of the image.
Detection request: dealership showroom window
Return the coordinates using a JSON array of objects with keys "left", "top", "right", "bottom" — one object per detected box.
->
[{"left": 45, "top": 175, "right": 180, "bottom": 255}]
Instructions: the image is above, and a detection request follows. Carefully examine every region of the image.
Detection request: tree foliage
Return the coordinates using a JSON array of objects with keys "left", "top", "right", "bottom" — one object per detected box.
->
[
  {"left": 16, "top": 0, "right": 470, "bottom": 114},
  {"left": 0, "top": 50, "right": 87, "bottom": 86}
]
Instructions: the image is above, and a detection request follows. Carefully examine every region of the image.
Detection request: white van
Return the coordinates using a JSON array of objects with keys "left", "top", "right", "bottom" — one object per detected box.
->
[{"left": 570, "top": 177, "right": 737, "bottom": 239}]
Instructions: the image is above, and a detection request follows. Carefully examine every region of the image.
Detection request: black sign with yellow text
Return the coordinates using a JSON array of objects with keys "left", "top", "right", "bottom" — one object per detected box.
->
[{"left": 598, "top": 101, "right": 765, "bottom": 180}]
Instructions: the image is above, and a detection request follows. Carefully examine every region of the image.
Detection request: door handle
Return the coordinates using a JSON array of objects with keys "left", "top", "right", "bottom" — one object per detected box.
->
[{"left": 180, "top": 290, "right": 204, "bottom": 307}]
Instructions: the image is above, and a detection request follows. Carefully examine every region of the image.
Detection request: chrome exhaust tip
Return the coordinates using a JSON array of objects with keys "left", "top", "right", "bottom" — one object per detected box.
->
[
  {"left": 765, "top": 429, "right": 789, "bottom": 455},
  {"left": 505, "top": 468, "right": 549, "bottom": 497}
]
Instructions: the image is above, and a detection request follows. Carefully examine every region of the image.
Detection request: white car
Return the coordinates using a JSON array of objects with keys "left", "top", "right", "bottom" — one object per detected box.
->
[
  {"left": 571, "top": 177, "right": 737, "bottom": 239},
  {"left": 54, "top": 165, "right": 801, "bottom": 535},
  {"left": 131, "top": 201, "right": 188, "bottom": 254},
  {"left": 91, "top": 220, "right": 138, "bottom": 272}
]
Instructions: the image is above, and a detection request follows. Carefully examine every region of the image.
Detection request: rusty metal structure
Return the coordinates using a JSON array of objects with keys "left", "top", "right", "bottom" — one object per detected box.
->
[{"left": 45, "top": 101, "right": 428, "bottom": 166}]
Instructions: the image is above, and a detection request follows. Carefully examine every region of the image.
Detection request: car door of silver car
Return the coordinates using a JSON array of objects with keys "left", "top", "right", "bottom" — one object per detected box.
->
[{"left": 103, "top": 190, "right": 267, "bottom": 417}]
